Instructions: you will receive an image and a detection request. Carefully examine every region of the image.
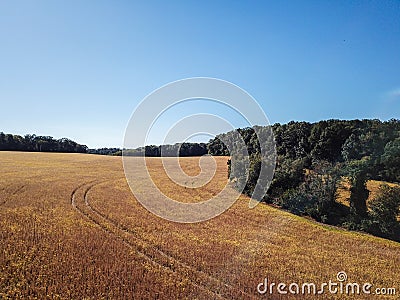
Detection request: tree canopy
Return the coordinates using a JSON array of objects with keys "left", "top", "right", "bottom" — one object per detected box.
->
[
  {"left": 0, "top": 132, "right": 87, "bottom": 153},
  {"left": 208, "top": 118, "right": 400, "bottom": 241}
]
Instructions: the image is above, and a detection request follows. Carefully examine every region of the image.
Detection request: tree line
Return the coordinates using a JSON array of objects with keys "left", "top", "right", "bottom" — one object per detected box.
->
[
  {"left": 0, "top": 132, "right": 87, "bottom": 153},
  {"left": 88, "top": 148, "right": 122, "bottom": 155},
  {"left": 120, "top": 143, "right": 208, "bottom": 157},
  {"left": 208, "top": 119, "right": 400, "bottom": 241},
  {"left": 0, "top": 133, "right": 210, "bottom": 157}
]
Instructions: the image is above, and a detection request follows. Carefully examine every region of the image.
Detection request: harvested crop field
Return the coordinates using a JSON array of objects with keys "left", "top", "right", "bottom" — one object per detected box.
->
[{"left": 0, "top": 152, "right": 399, "bottom": 299}]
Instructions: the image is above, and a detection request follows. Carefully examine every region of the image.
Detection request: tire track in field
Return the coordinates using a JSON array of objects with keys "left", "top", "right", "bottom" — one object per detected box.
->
[
  {"left": 85, "top": 180, "right": 257, "bottom": 299},
  {"left": 72, "top": 182, "right": 214, "bottom": 297},
  {"left": 71, "top": 181, "right": 230, "bottom": 300},
  {"left": 88, "top": 179, "right": 281, "bottom": 297},
  {"left": 72, "top": 180, "right": 256, "bottom": 300},
  {"left": 72, "top": 181, "right": 206, "bottom": 295}
]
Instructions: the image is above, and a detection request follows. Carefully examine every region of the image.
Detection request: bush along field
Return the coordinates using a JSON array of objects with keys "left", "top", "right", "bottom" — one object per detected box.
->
[{"left": 210, "top": 119, "right": 400, "bottom": 242}]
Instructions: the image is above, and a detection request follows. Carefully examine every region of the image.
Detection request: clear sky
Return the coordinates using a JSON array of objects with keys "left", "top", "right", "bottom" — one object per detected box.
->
[{"left": 1, "top": 1, "right": 400, "bottom": 148}]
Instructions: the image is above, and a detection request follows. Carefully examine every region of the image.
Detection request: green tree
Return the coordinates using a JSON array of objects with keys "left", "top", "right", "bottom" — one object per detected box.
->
[
  {"left": 367, "top": 184, "right": 400, "bottom": 241},
  {"left": 381, "top": 138, "right": 400, "bottom": 182},
  {"left": 347, "top": 160, "right": 370, "bottom": 218},
  {"left": 280, "top": 161, "right": 341, "bottom": 223},
  {"left": 310, "top": 120, "right": 352, "bottom": 162},
  {"left": 267, "top": 157, "right": 305, "bottom": 201}
]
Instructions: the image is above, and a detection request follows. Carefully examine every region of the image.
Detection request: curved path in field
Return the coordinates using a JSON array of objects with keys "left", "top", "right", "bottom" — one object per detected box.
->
[{"left": 71, "top": 180, "right": 257, "bottom": 300}]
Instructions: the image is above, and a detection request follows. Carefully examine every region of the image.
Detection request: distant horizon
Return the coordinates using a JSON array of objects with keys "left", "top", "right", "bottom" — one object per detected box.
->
[{"left": 2, "top": 116, "right": 399, "bottom": 149}]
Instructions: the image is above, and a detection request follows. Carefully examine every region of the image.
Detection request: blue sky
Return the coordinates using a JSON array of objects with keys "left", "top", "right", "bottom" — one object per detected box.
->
[{"left": 1, "top": 1, "right": 400, "bottom": 148}]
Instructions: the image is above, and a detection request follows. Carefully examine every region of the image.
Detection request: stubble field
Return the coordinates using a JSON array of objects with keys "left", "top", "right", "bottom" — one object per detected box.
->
[{"left": 0, "top": 152, "right": 399, "bottom": 299}]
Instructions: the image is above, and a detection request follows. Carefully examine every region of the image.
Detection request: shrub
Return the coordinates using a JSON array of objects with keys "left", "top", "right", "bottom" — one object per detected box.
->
[{"left": 367, "top": 184, "right": 400, "bottom": 241}]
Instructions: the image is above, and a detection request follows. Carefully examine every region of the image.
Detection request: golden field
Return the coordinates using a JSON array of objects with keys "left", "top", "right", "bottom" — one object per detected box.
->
[{"left": 0, "top": 152, "right": 399, "bottom": 299}]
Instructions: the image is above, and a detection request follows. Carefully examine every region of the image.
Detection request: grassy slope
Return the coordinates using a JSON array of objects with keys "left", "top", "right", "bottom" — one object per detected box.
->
[{"left": 0, "top": 152, "right": 398, "bottom": 299}]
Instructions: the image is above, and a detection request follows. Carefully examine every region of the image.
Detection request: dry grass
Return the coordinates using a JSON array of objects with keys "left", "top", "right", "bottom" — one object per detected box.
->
[{"left": 0, "top": 152, "right": 399, "bottom": 299}]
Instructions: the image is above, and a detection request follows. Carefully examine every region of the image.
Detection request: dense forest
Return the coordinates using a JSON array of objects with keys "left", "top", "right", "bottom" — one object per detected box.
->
[
  {"left": 0, "top": 132, "right": 88, "bottom": 153},
  {"left": 208, "top": 119, "right": 400, "bottom": 241}
]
